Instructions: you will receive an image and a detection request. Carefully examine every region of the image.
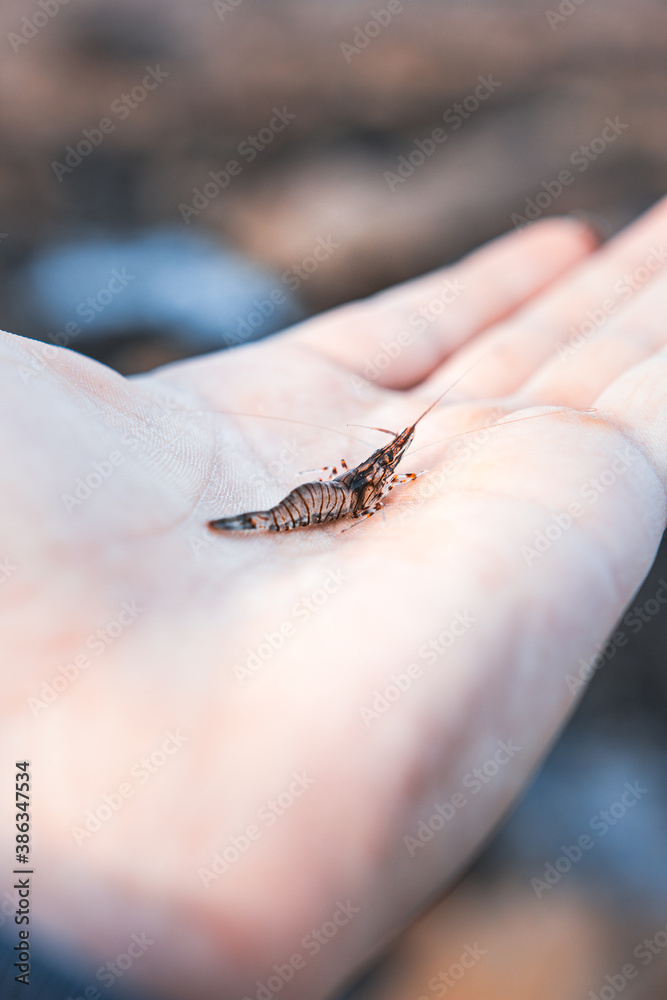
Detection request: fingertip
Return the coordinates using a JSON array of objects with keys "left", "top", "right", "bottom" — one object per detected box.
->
[
  {"left": 485, "top": 215, "right": 600, "bottom": 281},
  {"left": 562, "top": 210, "right": 613, "bottom": 248},
  {"left": 514, "top": 214, "right": 604, "bottom": 254}
]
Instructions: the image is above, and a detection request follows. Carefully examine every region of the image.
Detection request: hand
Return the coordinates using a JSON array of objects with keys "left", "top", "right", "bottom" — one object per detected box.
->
[{"left": 2, "top": 199, "right": 666, "bottom": 1000}]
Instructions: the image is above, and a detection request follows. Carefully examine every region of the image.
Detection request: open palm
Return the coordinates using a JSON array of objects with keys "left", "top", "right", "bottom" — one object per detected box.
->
[{"left": 2, "top": 199, "right": 667, "bottom": 1000}]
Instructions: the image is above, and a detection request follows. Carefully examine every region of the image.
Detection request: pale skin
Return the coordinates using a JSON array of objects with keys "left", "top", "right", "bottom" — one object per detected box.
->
[{"left": 2, "top": 198, "right": 667, "bottom": 999}]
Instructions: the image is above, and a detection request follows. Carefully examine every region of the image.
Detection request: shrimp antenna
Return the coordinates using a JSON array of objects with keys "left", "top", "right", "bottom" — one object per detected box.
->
[
  {"left": 140, "top": 400, "right": 372, "bottom": 445},
  {"left": 346, "top": 353, "right": 490, "bottom": 438},
  {"left": 409, "top": 407, "right": 598, "bottom": 457},
  {"left": 211, "top": 410, "right": 373, "bottom": 446},
  {"left": 347, "top": 424, "right": 396, "bottom": 436},
  {"left": 412, "top": 351, "right": 490, "bottom": 429}
]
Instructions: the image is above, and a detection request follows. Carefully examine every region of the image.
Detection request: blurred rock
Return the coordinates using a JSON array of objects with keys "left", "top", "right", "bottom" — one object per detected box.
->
[{"left": 10, "top": 227, "right": 302, "bottom": 371}]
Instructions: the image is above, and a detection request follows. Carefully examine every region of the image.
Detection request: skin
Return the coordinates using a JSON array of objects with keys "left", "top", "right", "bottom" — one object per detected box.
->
[{"left": 2, "top": 199, "right": 667, "bottom": 998}]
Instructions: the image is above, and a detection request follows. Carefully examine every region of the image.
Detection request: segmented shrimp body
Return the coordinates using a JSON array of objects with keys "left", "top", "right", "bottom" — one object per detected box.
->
[
  {"left": 207, "top": 357, "right": 501, "bottom": 534},
  {"left": 208, "top": 422, "right": 418, "bottom": 533},
  {"left": 207, "top": 356, "right": 583, "bottom": 534}
]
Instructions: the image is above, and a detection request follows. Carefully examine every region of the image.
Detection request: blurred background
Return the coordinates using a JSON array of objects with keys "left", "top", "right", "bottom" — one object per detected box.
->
[{"left": 1, "top": 0, "right": 667, "bottom": 996}]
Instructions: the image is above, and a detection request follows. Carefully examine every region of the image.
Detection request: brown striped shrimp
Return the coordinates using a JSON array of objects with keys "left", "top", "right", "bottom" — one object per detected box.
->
[
  {"left": 208, "top": 405, "right": 428, "bottom": 533},
  {"left": 207, "top": 385, "right": 597, "bottom": 534},
  {"left": 209, "top": 363, "right": 486, "bottom": 533}
]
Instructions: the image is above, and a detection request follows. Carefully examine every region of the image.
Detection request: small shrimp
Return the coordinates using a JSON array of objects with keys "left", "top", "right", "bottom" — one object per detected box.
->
[
  {"left": 208, "top": 371, "right": 471, "bottom": 533},
  {"left": 208, "top": 361, "right": 594, "bottom": 534}
]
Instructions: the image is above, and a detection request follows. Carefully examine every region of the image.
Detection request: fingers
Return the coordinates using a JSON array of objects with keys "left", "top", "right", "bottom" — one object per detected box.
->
[
  {"left": 445, "top": 195, "right": 667, "bottom": 399},
  {"left": 288, "top": 217, "right": 598, "bottom": 390},
  {"left": 595, "top": 348, "right": 667, "bottom": 502},
  {"left": 516, "top": 263, "right": 667, "bottom": 408}
]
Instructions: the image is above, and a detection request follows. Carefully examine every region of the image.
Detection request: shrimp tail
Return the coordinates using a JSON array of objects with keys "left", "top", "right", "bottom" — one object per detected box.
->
[{"left": 209, "top": 511, "right": 273, "bottom": 532}]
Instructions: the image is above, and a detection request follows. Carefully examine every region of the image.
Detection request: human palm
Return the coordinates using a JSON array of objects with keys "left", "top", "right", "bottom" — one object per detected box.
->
[{"left": 2, "top": 200, "right": 667, "bottom": 999}]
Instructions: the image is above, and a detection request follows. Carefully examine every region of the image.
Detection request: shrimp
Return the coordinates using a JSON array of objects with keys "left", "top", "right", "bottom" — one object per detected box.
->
[
  {"left": 208, "top": 374, "right": 471, "bottom": 533},
  {"left": 207, "top": 358, "right": 595, "bottom": 534}
]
